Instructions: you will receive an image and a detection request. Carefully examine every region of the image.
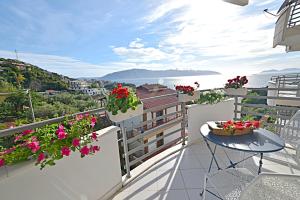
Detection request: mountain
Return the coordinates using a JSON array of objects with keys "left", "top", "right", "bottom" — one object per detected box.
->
[
  {"left": 0, "top": 58, "right": 71, "bottom": 91},
  {"left": 100, "top": 69, "right": 220, "bottom": 80},
  {"left": 260, "top": 68, "right": 300, "bottom": 74}
]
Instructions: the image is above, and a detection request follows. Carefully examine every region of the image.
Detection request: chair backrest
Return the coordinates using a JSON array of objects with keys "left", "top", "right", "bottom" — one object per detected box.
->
[{"left": 280, "top": 110, "right": 300, "bottom": 149}]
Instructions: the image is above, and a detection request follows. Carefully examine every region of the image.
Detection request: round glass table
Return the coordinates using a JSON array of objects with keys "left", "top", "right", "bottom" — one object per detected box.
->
[{"left": 200, "top": 124, "right": 285, "bottom": 174}]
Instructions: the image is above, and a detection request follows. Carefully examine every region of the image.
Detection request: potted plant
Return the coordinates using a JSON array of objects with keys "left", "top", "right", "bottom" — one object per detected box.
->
[
  {"left": 176, "top": 82, "right": 200, "bottom": 102},
  {"left": 0, "top": 114, "right": 100, "bottom": 170},
  {"left": 106, "top": 83, "right": 143, "bottom": 123},
  {"left": 224, "top": 76, "right": 248, "bottom": 96}
]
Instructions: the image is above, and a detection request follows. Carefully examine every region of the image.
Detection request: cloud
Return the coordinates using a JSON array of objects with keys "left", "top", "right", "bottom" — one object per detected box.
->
[
  {"left": 112, "top": 38, "right": 180, "bottom": 63},
  {"left": 110, "top": 0, "right": 298, "bottom": 75}
]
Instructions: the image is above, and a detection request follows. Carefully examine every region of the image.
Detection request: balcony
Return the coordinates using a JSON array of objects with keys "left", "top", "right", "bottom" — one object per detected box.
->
[{"left": 0, "top": 81, "right": 299, "bottom": 200}]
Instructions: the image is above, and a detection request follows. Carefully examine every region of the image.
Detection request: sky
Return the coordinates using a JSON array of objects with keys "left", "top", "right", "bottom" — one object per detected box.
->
[{"left": 0, "top": 0, "right": 299, "bottom": 78}]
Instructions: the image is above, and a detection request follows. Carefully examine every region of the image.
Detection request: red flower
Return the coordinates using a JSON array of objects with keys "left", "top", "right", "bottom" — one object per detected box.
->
[
  {"left": 27, "top": 141, "right": 40, "bottom": 153},
  {"left": 0, "top": 159, "right": 5, "bottom": 167},
  {"left": 91, "top": 132, "right": 98, "bottom": 141},
  {"left": 253, "top": 121, "right": 260, "bottom": 129},
  {"left": 80, "top": 146, "right": 90, "bottom": 156},
  {"left": 235, "top": 125, "right": 244, "bottom": 130},
  {"left": 91, "top": 117, "right": 97, "bottom": 127},
  {"left": 37, "top": 153, "right": 45, "bottom": 163},
  {"left": 245, "top": 122, "right": 252, "bottom": 128},
  {"left": 90, "top": 145, "right": 100, "bottom": 153},
  {"left": 61, "top": 147, "right": 71, "bottom": 156},
  {"left": 72, "top": 138, "right": 80, "bottom": 147}
]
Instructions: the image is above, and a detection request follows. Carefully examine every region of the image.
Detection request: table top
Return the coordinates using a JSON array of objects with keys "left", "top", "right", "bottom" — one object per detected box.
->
[{"left": 200, "top": 124, "right": 285, "bottom": 153}]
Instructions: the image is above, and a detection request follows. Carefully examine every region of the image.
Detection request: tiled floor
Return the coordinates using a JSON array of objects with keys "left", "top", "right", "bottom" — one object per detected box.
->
[{"left": 112, "top": 141, "right": 300, "bottom": 200}]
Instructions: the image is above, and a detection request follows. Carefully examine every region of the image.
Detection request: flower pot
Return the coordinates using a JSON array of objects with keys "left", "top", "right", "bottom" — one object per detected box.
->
[
  {"left": 178, "top": 90, "right": 200, "bottom": 102},
  {"left": 107, "top": 103, "right": 143, "bottom": 123},
  {"left": 224, "top": 88, "right": 247, "bottom": 96}
]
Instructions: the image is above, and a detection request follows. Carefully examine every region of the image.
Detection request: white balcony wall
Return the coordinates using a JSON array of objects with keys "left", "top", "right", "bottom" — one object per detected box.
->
[
  {"left": 0, "top": 126, "right": 122, "bottom": 200},
  {"left": 187, "top": 99, "right": 235, "bottom": 144}
]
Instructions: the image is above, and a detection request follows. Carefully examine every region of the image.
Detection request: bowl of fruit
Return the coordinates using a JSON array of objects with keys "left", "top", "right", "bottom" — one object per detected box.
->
[{"left": 207, "top": 120, "right": 260, "bottom": 136}]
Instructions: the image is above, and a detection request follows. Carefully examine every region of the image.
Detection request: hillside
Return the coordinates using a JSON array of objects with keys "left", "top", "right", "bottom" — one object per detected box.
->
[
  {"left": 100, "top": 69, "right": 220, "bottom": 80},
  {"left": 0, "top": 58, "right": 71, "bottom": 91}
]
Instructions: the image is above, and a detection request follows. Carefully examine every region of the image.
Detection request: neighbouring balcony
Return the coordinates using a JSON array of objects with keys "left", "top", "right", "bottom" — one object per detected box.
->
[{"left": 0, "top": 80, "right": 299, "bottom": 200}]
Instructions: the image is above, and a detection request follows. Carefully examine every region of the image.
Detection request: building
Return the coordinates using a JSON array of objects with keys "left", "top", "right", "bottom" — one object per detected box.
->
[
  {"left": 69, "top": 80, "right": 89, "bottom": 91},
  {"left": 136, "top": 84, "right": 182, "bottom": 154}
]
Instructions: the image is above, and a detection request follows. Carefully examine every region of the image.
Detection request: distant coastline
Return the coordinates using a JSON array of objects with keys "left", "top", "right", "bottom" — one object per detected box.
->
[
  {"left": 259, "top": 68, "right": 300, "bottom": 74},
  {"left": 96, "top": 69, "right": 220, "bottom": 80}
]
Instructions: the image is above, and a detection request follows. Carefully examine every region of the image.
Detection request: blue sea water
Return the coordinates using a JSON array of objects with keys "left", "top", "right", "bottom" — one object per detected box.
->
[{"left": 115, "top": 74, "right": 278, "bottom": 90}]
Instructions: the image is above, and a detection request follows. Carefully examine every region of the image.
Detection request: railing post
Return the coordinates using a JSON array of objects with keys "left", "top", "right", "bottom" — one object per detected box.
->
[
  {"left": 120, "top": 122, "right": 131, "bottom": 178},
  {"left": 181, "top": 102, "right": 186, "bottom": 146},
  {"left": 234, "top": 96, "right": 238, "bottom": 120}
]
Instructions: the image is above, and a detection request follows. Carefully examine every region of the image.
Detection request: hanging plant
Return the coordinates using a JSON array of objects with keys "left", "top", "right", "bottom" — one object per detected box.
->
[{"left": 0, "top": 114, "right": 100, "bottom": 170}]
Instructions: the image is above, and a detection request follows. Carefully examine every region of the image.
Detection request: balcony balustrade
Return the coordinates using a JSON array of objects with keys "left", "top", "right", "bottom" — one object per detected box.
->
[{"left": 0, "top": 81, "right": 299, "bottom": 200}]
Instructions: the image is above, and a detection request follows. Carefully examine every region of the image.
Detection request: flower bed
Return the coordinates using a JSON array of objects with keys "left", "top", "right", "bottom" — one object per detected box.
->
[{"left": 0, "top": 114, "right": 100, "bottom": 170}]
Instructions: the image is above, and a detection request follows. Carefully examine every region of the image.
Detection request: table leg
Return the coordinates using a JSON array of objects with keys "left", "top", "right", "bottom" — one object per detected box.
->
[
  {"left": 204, "top": 138, "right": 221, "bottom": 171},
  {"left": 258, "top": 153, "right": 263, "bottom": 174}
]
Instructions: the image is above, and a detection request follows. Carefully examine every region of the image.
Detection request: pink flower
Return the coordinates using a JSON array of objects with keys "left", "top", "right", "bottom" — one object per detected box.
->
[
  {"left": 22, "top": 129, "right": 33, "bottom": 136},
  {"left": 57, "top": 130, "right": 67, "bottom": 140},
  {"left": 14, "top": 135, "right": 22, "bottom": 142},
  {"left": 80, "top": 146, "right": 90, "bottom": 156},
  {"left": 0, "top": 159, "right": 5, "bottom": 167},
  {"left": 90, "top": 145, "right": 100, "bottom": 153},
  {"left": 91, "top": 132, "right": 98, "bottom": 141},
  {"left": 27, "top": 141, "right": 40, "bottom": 153},
  {"left": 91, "top": 117, "right": 97, "bottom": 127},
  {"left": 76, "top": 114, "right": 83, "bottom": 121},
  {"left": 56, "top": 124, "right": 64, "bottom": 134},
  {"left": 84, "top": 113, "right": 89, "bottom": 117},
  {"left": 4, "top": 147, "right": 16, "bottom": 155},
  {"left": 37, "top": 153, "right": 45, "bottom": 162},
  {"left": 61, "top": 147, "right": 71, "bottom": 156},
  {"left": 72, "top": 138, "right": 80, "bottom": 147}
]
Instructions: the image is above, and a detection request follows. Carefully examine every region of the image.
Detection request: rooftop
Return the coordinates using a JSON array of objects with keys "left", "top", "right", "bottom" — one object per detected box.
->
[{"left": 137, "top": 84, "right": 178, "bottom": 111}]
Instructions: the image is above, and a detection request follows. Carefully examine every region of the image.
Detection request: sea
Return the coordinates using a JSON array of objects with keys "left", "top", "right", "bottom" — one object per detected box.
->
[{"left": 115, "top": 73, "right": 284, "bottom": 90}]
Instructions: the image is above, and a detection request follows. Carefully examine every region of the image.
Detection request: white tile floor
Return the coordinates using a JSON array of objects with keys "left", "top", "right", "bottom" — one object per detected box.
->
[{"left": 112, "top": 141, "right": 300, "bottom": 200}]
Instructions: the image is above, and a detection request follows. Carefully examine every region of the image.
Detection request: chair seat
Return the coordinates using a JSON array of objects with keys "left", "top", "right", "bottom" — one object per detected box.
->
[
  {"left": 240, "top": 173, "right": 300, "bottom": 200},
  {"left": 206, "top": 168, "right": 255, "bottom": 200}
]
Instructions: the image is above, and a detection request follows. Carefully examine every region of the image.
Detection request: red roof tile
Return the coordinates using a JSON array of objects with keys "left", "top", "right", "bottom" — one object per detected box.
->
[{"left": 136, "top": 84, "right": 178, "bottom": 111}]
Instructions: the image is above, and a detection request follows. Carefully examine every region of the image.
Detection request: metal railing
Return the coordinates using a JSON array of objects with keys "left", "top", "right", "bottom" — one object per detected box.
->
[
  {"left": 116, "top": 93, "right": 186, "bottom": 178},
  {"left": 231, "top": 87, "right": 300, "bottom": 134}
]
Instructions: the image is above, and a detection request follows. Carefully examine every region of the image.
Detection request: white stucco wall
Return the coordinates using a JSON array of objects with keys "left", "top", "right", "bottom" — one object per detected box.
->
[
  {"left": 0, "top": 126, "right": 122, "bottom": 200},
  {"left": 187, "top": 99, "right": 235, "bottom": 144}
]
